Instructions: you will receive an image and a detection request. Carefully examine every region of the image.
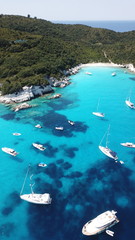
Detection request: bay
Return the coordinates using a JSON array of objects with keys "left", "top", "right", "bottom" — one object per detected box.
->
[{"left": 0, "top": 65, "right": 135, "bottom": 239}]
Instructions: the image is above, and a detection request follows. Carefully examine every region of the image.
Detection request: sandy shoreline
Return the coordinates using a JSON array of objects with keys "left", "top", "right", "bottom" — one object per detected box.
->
[
  {"left": 81, "top": 62, "right": 123, "bottom": 68},
  {"left": 81, "top": 62, "right": 135, "bottom": 73}
]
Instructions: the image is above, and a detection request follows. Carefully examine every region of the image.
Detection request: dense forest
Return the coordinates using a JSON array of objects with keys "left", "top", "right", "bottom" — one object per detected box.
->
[{"left": 0, "top": 14, "right": 135, "bottom": 95}]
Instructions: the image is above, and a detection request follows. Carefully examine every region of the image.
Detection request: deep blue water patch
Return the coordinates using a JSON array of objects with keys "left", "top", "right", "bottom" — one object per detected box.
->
[
  {"left": 129, "top": 77, "right": 135, "bottom": 81},
  {"left": 0, "top": 222, "right": 15, "bottom": 237},
  {"left": 65, "top": 171, "right": 83, "bottom": 178},
  {"left": 44, "top": 163, "right": 64, "bottom": 179},
  {"left": 63, "top": 146, "right": 78, "bottom": 158},
  {"left": 47, "top": 97, "right": 74, "bottom": 111},
  {"left": 1, "top": 207, "right": 13, "bottom": 216},
  {"left": 34, "top": 110, "right": 88, "bottom": 137},
  {"left": 62, "top": 161, "right": 72, "bottom": 170},
  {"left": 43, "top": 141, "right": 58, "bottom": 158},
  {"left": 25, "top": 155, "right": 135, "bottom": 240},
  {"left": 56, "top": 159, "right": 64, "bottom": 164},
  {"left": 1, "top": 113, "right": 15, "bottom": 120}
]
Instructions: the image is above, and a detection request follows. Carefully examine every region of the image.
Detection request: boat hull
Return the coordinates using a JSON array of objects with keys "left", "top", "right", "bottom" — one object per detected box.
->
[
  {"left": 99, "top": 146, "right": 118, "bottom": 160},
  {"left": 125, "top": 100, "right": 135, "bottom": 109},
  {"left": 120, "top": 142, "right": 135, "bottom": 148},
  {"left": 82, "top": 210, "right": 119, "bottom": 236},
  {"left": 20, "top": 193, "right": 52, "bottom": 204},
  {"left": 92, "top": 112, "right": 104, "bottom": 117}
]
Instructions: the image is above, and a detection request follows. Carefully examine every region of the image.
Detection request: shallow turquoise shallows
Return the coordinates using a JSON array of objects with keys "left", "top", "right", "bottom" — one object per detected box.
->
[{"left": 0, "top": 66, "right": 135, "bottom": 240}]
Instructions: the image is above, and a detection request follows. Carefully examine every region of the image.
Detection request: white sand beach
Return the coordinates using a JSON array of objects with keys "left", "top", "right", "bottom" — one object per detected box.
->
[{"left": 81, "top": 62, "right": 135, "bottom": 73}]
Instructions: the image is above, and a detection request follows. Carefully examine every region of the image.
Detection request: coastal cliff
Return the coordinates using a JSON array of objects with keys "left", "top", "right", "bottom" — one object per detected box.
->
[{"left": 0, "top": 85, "right": 53, "bottom": 104}]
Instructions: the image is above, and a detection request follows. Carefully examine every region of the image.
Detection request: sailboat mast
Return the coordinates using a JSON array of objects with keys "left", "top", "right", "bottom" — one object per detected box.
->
[{"left": 20, "top": 165, "right": 31, "bottom": 196}]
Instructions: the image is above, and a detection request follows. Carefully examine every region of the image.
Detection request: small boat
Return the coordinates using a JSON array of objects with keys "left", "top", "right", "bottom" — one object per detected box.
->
[
  {"left": 120, "top": 160, "right": 124, "bottom": 164},
  {"left": 120, "top": 142, "right": 135, "bottom": 148},
  {"left": 82, "top": 210, "right": 119, "bottom": 236},
  {"left": 92, "top": 112, "right": 105, "bottom": 118},
  {"left": 85, "top": 72, "right": 92, "bottom": 75},
  {"left": 13, "top": 132, "right": 21, "bottom": 136},
  {"left": 106, "top": 230, "right": 114, "bottom": 237},
  {"left": 20, "top": 166, "right": 52, "bottom": 204},
  {"left": 35, "top": 124, "right": 42, "bottom": 128},
  {"left": 92, "top": 99, "right": 105, "bottom": 118},
  {"left": 68, "top": 120, "right": 75, "bottom": 125},
  {"left": 32, "top": 143, "right": 46, "bottom": 151},
  {"left": 55, "top": 126, "right": 64, "bottom": 130},
  {"left": 38, "top": 162, "right": 47, "bottom": 167},
  {"left": 112, "top": 72, "right": 116, "bottom": 76},
  {"left": 99, "top": 125, "right": 118, "bottom": 160},
  {"left": 125, "top": 98, "right": 135, "bottom": 109},
  {"left": 2, "top": 147, "right": 18, "bottom": 156}
]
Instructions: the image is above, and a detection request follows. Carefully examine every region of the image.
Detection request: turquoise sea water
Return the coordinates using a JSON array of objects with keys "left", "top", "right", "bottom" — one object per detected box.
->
[{"left": 0, "top": 66, "right": 135, "bottom": 240}]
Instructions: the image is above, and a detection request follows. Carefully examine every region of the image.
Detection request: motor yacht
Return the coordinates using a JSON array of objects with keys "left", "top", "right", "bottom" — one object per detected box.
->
[
  {"left": 120, "top": 142, "right": 135, "bottom": 148},
  {"left": 55, "top": 126, "right": 64, "bottom": 130},
  {"left": 35, "top": 124, "right": 42, "bottom": 128},
  {"left": 85, "top": 72, "right": 92, "bottom": 75},
  {"left": 82, "top": 210, "right": 119, "bottom": 236},
  {"left": 38, "top": 162, "right": 47, "bottom": 167},
  {"left": 68, "top": 120, "right": 75, "bottom": 125},
  {"left": 13, "top": 132, "right": 21, "bottom": 136},
  {"left": 32, "top": 143, "right": 46, "bottom": 151},
  {"left": 2, "top": 147, "right": 18, "bottom": 156}
]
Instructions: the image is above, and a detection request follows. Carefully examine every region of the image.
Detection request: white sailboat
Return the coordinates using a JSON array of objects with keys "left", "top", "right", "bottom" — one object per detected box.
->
[
  {"left": 99, "top": 126, "right": 118, "bottom": 160},
  {"left": 20, "top": 166, "right": 52, "bottom": 204},
  {"left": 92, "top": 99, "right": 105, "bottom": 118},
  {"left": 125, "top": 97, "right": 135, "bottom": 109},
  {"left": 125, "top": 90, "right": 135, "bottom": 109}
]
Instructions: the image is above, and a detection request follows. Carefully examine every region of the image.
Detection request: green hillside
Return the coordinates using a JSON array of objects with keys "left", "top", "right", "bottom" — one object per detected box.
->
[{"left": 0, "top": 14, "right": 135, "bottom": 95}]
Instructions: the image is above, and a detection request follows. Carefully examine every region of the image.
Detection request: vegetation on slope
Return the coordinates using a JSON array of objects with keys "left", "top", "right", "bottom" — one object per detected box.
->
[{"left": 0, "top": 14, "right": 135, "bottom": 94}]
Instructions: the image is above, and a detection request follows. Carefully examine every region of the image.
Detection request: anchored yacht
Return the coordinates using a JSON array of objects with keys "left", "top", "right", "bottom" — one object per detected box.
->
[
  {"left": 20, "top": 166, "right": 52, "bottom": 204},
  {"left": 55, "top": 126, "right": 64, "bottom": 130},
  {"left": 2, "top": 147, "right": 18, "bottom": 156},
  {"left": 125, "top": 98, "right": 135, "bottom": 109},
  {"left": 20, "top": 192, "right": 51, "bottom": 204},
  {"left": 92, "top": 112, "right": 105, "bottom": 118},
  {"left": 120, "top": 142, "right": 135, "bottom": 148},
  {"left": 92, "top": 99, "right": 105, "bottom": 118},
  {"left": 82, "top": 210, "right": 119, "bottom": 236},
  {"left": 68, "top": 120, "right": 75, "bottom": 125},
  {"left": 99, "top": 146, "right": 118, "bottom": 160},
  {"left": 38, "top": 162, "right": 47, "bottom": 167},
  {"left": 99, "top": 126, "right": 118, "bottom": 160},
  {"left": 35, "top": 124, "right": 42, "bottom": 128},
  {"left": 13, "top": 132, "right": 21, "bottom": 136},
  {"left": 85, "top": 72, "right": 92, "bottom": 75},
  {"left": 32, "top": 143, "right": 46, "bottom": 151}
]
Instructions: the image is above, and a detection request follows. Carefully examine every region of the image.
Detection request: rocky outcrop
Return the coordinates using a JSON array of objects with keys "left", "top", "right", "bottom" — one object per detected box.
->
[
  {"left": 13, "top": 102, "right": 32, "bottom": 112},
  {"left": 0, "top": 85, "right": 53, "bottom": 104}
]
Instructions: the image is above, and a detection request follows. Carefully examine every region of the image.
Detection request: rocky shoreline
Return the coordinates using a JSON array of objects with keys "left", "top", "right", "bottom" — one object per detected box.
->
[
  {"left": 0, "top": 65, "right": 81, "bottom": 105},
  {"left": 0, "top": 63, "right": 134, "bottom": 106}
]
